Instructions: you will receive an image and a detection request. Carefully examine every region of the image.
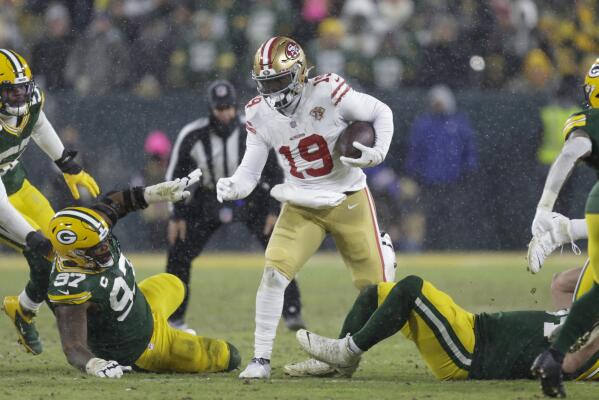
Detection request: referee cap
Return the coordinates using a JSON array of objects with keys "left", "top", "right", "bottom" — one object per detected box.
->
[{"left": 208, "top": 80, "right": 237, "bottom": 109}]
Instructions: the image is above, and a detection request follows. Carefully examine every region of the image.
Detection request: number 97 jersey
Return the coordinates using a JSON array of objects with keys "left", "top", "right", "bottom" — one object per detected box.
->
[
  {"left": 245, "top": 73, "right": 367, "bottom": 193},
  {"left": 47, "top": 238, "right": 153, "bottom": 366}
]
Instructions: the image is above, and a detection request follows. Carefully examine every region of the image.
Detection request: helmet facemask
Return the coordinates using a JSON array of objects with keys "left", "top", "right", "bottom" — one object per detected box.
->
[
  {"left": 254, "top": 63, "right": 304, "bottom": 110},
  {"left": 74, "top": 237, "right": 115, "bottom": 269},
  {"left": 0, "top": 80, "right": 35, "bottom": 117}
]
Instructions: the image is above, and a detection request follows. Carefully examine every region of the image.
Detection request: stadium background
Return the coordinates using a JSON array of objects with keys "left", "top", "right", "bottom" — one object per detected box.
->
[
  {"left": 2, "top": 0, "right": 598, "bottom": 252},
  {"left": 2, "top": 2, "right": 599, "bottom": 399}
]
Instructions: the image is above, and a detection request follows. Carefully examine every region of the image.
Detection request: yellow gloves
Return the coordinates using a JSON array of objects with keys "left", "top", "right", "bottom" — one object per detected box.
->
[{"left": 63, "top": 170, "right": 100, "bottom": 200}]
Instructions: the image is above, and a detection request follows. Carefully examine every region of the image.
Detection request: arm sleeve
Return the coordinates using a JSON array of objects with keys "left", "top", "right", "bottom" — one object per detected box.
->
[
  {"left": 538, "top": 131, "right": 592, "bottom": 209},
  {"left": 91, "top": 188, "right": 148, "bottom": 228},
  {"left": 0, "top": 179, "right": 35, "bottom": 243},
  {"left": 31, "top": 111, "right": 65, "bottom": 161},
  {"left": 165, "top": 129, "right": 196, "bottom": 218},
  {"left": 229, "top": 132, "right": 269, "bottom": 199},
  {"left": 337, "top": 89, "right": 394, "bottom": 159}
]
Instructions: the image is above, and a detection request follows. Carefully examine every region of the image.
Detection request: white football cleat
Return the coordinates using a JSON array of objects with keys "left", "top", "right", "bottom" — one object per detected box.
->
[
  {"left": 284, "top": 358, "right": 337, "bottom": 377},
  {"left": 527, "top": 212, "right": 579, "bottom": 274},
  {"left": 239, "top": 358, "right": 271, "bottom": 379},
  {"left": 296, "top": 330, "right": 360, "bottom": 377},
  {"left": 380, "top": 232, "right": 397, "bottom": 282}
]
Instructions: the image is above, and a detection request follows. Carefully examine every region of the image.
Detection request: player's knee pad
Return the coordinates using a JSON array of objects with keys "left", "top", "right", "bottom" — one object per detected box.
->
[{"left": 225, "top": 342, "right": 241, "bottom": 371}]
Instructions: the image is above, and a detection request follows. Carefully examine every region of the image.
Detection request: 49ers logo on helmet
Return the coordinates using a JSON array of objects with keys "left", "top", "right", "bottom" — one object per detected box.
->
[{"left": 285, "top": 42, "right": 300, "bottom": 59}]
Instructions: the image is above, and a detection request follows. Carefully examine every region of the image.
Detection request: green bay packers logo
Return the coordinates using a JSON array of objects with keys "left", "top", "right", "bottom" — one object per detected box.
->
[
  {"left": 56, "top": 229, "right": 77, "bottom": 245},
  {"left": 589, "top": 62, "right": 599, "bottom": 78}
]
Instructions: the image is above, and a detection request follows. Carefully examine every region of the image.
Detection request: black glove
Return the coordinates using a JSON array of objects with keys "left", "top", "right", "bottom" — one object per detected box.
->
[{"left": 25, "top": 231, "right": 53, "bottom": 257}]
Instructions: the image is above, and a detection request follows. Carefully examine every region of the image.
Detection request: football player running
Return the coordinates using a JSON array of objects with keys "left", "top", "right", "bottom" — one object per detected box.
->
[
  {"left": 216, "top": 36, "right": 394, "bottom": 379},
  {"left": 528, "top": 58, "right": 599, "bottom": 397},
  {"left": 47, "top": 169, "right": 240, "bottom": 378},
  {"left": 289, "top": 273, "right": 599, "bottom": 383},
  {"left": 0, "top": 49, "right": 99, "bottom": 355}
]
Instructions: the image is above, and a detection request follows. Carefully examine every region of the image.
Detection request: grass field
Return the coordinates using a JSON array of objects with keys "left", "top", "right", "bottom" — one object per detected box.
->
[{"left": 0, "top": 251, "right": 596, "bottom": 400}]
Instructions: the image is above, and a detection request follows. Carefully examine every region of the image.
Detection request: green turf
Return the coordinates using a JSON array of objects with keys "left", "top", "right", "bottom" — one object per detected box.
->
[{"left": 0, "top": 252, "right": 596, "bottom": 399}]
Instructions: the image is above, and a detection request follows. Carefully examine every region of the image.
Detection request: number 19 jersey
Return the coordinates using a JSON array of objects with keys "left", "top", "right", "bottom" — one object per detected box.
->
[
  {"left": 244, "top": 73, "right": 367, "bottom": 193},
  {"left": 47, "top": 237, "right": 153, "bottom": 365}
]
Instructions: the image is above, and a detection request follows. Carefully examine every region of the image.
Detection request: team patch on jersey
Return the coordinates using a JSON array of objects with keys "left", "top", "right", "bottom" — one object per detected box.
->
[{"left": 310, "top": 106, "right": 325, "bottom": 121}]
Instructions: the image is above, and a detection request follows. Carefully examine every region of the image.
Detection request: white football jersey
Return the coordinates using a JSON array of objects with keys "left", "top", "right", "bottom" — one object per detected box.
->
[{"left": 242, "top": 73, "right": 393, "bottom": 193}]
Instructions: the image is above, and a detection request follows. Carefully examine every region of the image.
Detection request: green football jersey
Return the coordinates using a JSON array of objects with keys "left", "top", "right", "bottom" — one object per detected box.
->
[
  {"left": 563, "top": 108, "right": 599, "bottom": 172},
  {"left": 469, "top": 310, "right": 566, "bottom": 379},
  {"left": 48, "top": 236, "right": 153, "bottom": 365},
  {"left": 0, "top": 87, "right": 43, "bottom": 195}
]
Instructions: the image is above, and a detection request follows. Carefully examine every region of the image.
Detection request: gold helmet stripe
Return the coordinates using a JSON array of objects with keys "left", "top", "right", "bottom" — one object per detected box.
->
[
  {"left": 259, "top": 37, "right": 277, "bottom": 71},
  {"left": 0, "top": 49, "right": 25, "bottom": 79},
  {"left": 54, "top": 209, "right": 108, "bottom": 239}
]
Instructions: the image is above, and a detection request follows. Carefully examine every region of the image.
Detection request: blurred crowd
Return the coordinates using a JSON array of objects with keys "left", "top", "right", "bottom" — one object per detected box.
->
[{"left": 2, "top": 0, "right": 599, "bottom": 96}]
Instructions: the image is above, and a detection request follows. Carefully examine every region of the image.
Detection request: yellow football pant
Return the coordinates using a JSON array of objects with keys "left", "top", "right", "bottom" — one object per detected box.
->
[
  {"left": 135, "top": 273, "right": 231, "bottom": 373},
  {"left": 377, "top": 281, "right": 475, "bottom": 380},
  {"left": 573, "top": 259, "right": 594, "bottom": 300},
  {"left": 0, "top": 179, "right": 54, "bottom": 250},
  {"left": 586, "top": 214, "right": 599, "bottom": 286},
  {"left": 266, "top": 187, "right": 386, "bottom": 289}
]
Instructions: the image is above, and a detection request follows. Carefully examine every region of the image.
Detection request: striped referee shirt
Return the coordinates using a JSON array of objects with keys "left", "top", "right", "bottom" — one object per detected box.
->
[{"left": 166, "top": 114, "right": 281, "bottom": 218}]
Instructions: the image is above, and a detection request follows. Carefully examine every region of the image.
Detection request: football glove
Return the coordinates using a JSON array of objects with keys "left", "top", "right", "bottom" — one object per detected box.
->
[
  {"left": 340, "top": 142, "right": 384, "bottom": 168},
  {"left": 531, "top": 207, "right": 554, "bottom": 237},
  {"left": 216, "top": 177, "right": 242, "bottom": 203},
  {"left": 55, "top": 149, "right": 100, "bottom": 200},
  {"left": 144, "top": 169, "right": 202, "bottom": 204},
  {"left": 63, "top": 171, "right": 100, "bottom": 200},
  {"left": 85, "top": 357, "right": 132, "bottom": 378},
  {"left": 270, "top": 183, "right": 346, "bottom": 209}
]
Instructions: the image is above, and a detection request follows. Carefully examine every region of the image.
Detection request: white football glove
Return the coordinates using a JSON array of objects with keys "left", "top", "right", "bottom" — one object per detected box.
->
[
  {"left": 531, "top": 207, "right": 554, "bottom": 236},
  {"left": 270, "top": 184, "right": 346, "bottom": 209},
  {"left": 85, "top": 357, "right": 132, "bottom": 378},
  {"left": 144, "top": 168, "right": 202, "bottom": 204},
  {"left": 216, "top": 177, "right": 237, "bottom": 203},
  {"left": 340, "top": 142, "right": 384, "bottom": 168}
]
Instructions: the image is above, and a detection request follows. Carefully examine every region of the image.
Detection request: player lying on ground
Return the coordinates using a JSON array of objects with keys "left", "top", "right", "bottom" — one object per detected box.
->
[
  {"left": 46, "top": 170, "right": 240, "bottom": 378},
  {"left": 288, "top": 274, "right": 599, "bottom": 382},
  {"left": 0, "top": 48, "right": 100, "bottom": 355}
]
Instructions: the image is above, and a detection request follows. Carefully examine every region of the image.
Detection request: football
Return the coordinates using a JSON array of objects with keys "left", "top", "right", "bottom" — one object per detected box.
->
[{"left": 335, "top": 121, "right": 376, "bottom": 159}]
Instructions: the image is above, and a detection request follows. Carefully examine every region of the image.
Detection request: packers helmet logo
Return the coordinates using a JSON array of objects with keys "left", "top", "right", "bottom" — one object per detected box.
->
[
  {"left": 589, "top": 63, "right": 599, "bottom": 78},
  {"left": 56, "top": 229, "right": 77, "bottom": 245},
  {"left": 285, "top": 42, "right": 300, "bottom": 59}
]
